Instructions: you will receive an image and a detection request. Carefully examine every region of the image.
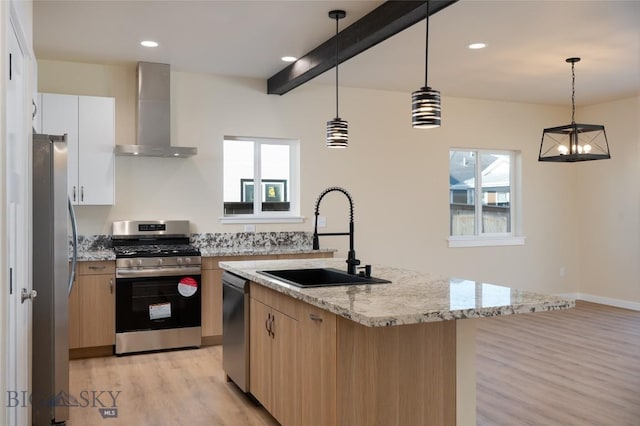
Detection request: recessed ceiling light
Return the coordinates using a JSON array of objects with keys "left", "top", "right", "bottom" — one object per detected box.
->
[
  {"left": 468, "top": 43, "right": 487, "bottom": 50},
  {"left": 140, "top": 40, "right": 159, "bottom": 48},
  {"left": 281, "top": 56, "right": 297, "bottom": 62}
]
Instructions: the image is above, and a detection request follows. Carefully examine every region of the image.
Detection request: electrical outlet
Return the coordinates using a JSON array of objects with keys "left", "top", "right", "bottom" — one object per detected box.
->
[
  {"left": 244, "top": 224, "right": 256, "bottom": 233},
  {"left": 317, "top": 216, "right": 327, "bottom": 228}
]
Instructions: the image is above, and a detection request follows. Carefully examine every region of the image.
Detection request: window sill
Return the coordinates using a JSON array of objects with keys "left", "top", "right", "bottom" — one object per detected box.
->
[
  {"left": 448, "top": 236, "right": 526, "bottom": 248},
  {"left": 220, "top": 216, "right": 305, "bottom": 225}
]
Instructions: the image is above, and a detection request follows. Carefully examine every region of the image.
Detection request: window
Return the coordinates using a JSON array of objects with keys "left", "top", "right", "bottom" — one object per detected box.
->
[
  {"left": 222, "top": 136, "right": 301, "bottom": 223},
  {"left": 448, "top": 149, "right": 524, "bottom": 247}
]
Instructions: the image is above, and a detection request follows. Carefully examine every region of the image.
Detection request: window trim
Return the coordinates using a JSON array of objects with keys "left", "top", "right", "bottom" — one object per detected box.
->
[
  {"left": 221, "top": 136, "right": 301, "bottom": 224},
  {"left": 448, "top": 148, "right": 524, "bottom": 248}
]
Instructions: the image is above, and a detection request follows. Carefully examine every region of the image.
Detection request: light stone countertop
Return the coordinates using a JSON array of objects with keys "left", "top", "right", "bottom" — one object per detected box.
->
[
  {"left": 219, "top": 258, "right": 575, "bottom": 327},
  {"left": 72, "top": 231, "right": 333, "bottom": 261},
  {"left": 197, "top": 247, "right": 335, "bottom": 257}
]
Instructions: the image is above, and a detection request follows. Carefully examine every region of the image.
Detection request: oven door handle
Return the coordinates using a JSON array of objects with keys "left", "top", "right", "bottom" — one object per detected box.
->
[{"left": 116, "top": 267, "right": 202, "bottom": 278}]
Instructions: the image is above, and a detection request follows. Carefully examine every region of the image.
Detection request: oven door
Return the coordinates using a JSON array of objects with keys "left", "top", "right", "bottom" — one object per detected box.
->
[{"left": 116, "top": 272, "right": 202, "bottom": 333}]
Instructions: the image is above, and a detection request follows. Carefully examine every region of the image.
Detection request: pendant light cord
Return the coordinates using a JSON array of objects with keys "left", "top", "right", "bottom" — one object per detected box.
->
[
  {"left": 424, "top": 0, "right": 430, "bottom": 86},
  {"left": 571, "top": 61, "right": 576, "bottom": 124},
  {"left": 335, "top": 15, "right": 339, "bottom": 118}
]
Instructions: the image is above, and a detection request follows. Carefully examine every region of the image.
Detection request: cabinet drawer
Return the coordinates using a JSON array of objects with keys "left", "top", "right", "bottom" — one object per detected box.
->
[
  {"left": 250, "top": 282, "right": 298, "bottom": 320},
  {"left": 78, "top": 261, "right": 115, "bottom": 275}
]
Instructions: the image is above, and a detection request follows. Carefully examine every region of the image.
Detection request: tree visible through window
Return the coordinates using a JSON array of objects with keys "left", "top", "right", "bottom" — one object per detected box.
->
[{"left": 449, "top": 149, "right": 514, "bottom": 237}]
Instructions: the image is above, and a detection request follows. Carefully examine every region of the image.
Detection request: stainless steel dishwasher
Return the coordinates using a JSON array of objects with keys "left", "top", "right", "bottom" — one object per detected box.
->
[{"left": 222, "top": 271, "right": 250, "bottom": 392}]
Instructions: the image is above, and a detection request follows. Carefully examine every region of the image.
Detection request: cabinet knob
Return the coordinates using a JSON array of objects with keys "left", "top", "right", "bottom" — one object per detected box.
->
[{"left": 110, "top": 278, "right": 114, "bottom": 294}]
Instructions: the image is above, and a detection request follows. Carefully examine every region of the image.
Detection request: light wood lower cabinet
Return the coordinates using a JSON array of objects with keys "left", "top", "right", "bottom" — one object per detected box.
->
[
  {"left": 299, "top": 303, "right": 337, "bottom": 425},
  {"left": 250, "top": 284, "right": 300, "bottom": 426},
  {"left": 69, "top": 261, "right": 115, "bottom": 349},
  {"left": 249, "top": 281, "right": 456, "bottom": 426},
  {"left": 201, "top": 262, "right": 223, "bottom": 340},
  {"left": 249, "top": 298, "right": 273, "bottom": 408}
]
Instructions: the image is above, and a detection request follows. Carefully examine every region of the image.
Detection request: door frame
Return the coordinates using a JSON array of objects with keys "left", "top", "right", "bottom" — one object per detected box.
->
[{"left": 2, "top": 3, "right": 35, "bottom": 425}]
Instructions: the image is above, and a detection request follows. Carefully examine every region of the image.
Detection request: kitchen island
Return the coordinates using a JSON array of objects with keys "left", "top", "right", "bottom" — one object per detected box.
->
[{"left": 220, "top": 258, "right": 574, "bottom": 426}]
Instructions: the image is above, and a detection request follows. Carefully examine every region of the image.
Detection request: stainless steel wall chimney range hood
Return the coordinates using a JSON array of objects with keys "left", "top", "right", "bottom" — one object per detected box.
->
[{"left": 114, "top": 62, "right": 197, "bottom": 158}]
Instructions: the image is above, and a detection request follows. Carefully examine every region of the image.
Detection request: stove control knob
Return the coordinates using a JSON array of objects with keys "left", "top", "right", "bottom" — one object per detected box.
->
[
  {"left": 177, "top": 257, "right": 184, "bottom": 265},
  {"left": 157, "top": 258, "right": 163, "bottom": 266},
  {"left": 184, "top": 257, "right": 191, "bottom": 265},
  {"left": 127, "top": 260, "right": 133, "bottom": 267},
  {"left": 136, "top": 259, "right": 143, "bottom": 266}
]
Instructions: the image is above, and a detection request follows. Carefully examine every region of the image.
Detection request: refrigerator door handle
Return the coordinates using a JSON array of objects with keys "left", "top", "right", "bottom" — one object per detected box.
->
[{"left": 68, "top": 196, "right": 78, "bottom": 296}]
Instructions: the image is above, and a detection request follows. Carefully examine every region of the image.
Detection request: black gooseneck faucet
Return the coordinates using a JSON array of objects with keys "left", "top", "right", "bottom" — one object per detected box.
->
[{"left": 312, "top": 187, "right": 360, "bottom": 275}]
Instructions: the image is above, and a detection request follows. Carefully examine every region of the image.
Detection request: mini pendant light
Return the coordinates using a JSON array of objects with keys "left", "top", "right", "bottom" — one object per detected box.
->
[
  {"left": 412, "top": 0, "right": 441, "bottom": 129},
  {"left": 326, "top": 10, "right": 348, "bottom": 148},
  {"left": 539, "top": 57, "right": 610, "bottom": 162}
]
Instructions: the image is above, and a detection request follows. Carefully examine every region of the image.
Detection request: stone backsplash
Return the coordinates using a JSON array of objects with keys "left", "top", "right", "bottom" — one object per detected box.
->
[{"left": 191, "top": 231, "right": 313, "bottom": 251}]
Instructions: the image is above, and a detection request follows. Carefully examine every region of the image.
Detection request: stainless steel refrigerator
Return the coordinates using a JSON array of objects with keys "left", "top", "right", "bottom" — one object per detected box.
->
[{"left": 32, "top": 133, "right": 78, "bottom": 426}]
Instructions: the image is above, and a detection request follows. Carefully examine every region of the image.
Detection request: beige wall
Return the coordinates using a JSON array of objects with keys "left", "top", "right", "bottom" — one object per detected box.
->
[
  {"left": 574, "top": 96, "right": 640, "bottom": 304},
  {"left": 38, "top": 59, "right": 638, "bottom": 301}
]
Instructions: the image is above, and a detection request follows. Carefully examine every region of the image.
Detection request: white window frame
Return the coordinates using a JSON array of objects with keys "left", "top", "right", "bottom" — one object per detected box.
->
[
  {"left": 220, "top": 136, "right": 303, "bottom": 224},
  {"left": 448, "top": 148, "right": 525, "bottom": 248}
]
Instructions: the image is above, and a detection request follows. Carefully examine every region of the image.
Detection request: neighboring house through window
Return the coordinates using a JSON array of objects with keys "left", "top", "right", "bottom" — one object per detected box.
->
[
  {"left": 222, "top": 136, "right": 301, "bottom": 223},
  {"left": 449, "top": 149, "right": 524, "bottom": 247}
]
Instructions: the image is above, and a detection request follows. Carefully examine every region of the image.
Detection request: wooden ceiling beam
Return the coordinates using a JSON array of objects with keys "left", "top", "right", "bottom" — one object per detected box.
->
[{"left": 267, "top": 0, "right": 459, "bottom": 95}]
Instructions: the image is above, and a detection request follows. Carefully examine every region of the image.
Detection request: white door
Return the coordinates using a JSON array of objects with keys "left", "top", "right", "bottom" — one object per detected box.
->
[{"left": 6, "top": 18, "right": 32, "bottom": 426}]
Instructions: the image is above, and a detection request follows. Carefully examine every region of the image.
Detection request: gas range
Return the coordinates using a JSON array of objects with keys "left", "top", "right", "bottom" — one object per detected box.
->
[{"left": 111, "top": 220, "right": 202, "bottom": 355}]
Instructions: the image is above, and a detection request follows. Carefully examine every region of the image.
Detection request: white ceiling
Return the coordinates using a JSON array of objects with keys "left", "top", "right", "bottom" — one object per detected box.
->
[{"left": 34, "top": 0, "right": 640, "bottom": 106}]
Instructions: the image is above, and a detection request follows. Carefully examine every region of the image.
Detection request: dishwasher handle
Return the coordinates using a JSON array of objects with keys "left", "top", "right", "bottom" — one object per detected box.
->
[{"left": 222, "top": 271, "right": 249, "bottom": 291}]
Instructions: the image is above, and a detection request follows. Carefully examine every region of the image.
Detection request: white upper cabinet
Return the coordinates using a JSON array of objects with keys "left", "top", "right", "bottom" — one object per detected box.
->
[
  {"left": 40, "top": 93, "right": 115, "bottom": 205},
  {"left": 78, "top": 96, "right": 115, "bottom": 205}
]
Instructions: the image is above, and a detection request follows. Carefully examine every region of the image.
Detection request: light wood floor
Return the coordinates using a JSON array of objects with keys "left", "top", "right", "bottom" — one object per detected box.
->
[
  {"left": 68, "top": 344, "right": 278, "bottom": 426},
  {"left": 477, "top": 301, "right": 640, "bottom": 426},
  {"left": 69, "top": 301, "right": 640, "bottom": 425}
]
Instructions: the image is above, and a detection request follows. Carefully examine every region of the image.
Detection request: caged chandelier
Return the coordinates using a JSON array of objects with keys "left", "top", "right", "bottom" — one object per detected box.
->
[
  {"left": 411, "top": 0, "right": 441, "bottom": 129},
  {"left": 326, "top": 10, "right": 348, "bottom": 148},
  {"left": 538, "top": 57, "right": 610, "bottom": 162}
]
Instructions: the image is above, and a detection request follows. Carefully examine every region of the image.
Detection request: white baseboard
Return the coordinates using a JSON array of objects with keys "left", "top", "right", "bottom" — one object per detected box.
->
[{"left": 555, "top": 292, "right": 640, "bottom": 312}]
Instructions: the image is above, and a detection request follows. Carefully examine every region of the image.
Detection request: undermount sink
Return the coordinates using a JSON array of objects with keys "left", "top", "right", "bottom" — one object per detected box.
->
[{"left": 257, "top": 268, "right": 391, "bottom": 288}]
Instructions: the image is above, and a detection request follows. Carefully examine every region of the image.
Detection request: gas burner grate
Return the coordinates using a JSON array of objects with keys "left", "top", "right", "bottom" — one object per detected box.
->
[{"left": 113, "top": 244, "right": 200, "bottom": 258}]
